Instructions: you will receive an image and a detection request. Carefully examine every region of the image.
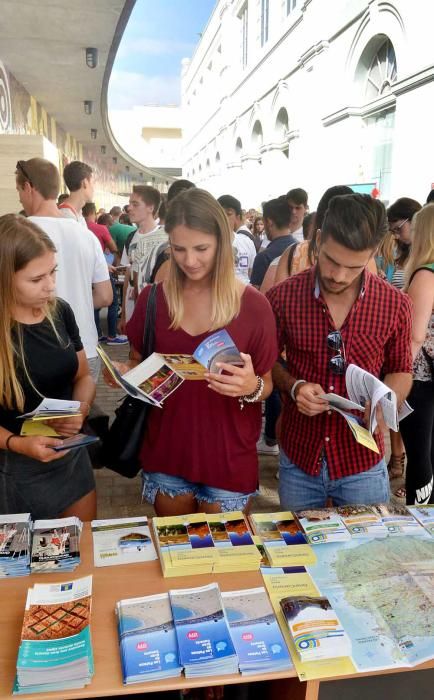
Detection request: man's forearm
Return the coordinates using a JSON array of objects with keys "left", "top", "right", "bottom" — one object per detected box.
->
[
  {"left": 383, "top": 372, "right": 413, "bottom": 407},
  {"left": 272, "top": 362, "right": 297, "bottom": 395}
]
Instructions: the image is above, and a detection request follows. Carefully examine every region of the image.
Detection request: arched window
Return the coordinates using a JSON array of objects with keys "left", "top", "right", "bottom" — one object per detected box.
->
[
  {"left": 365, "top": 38, "right": 397, "bottom": 100},
  {"left": 235, "top": 137, "right": 243, "bottom": 154},
  {"left": 215, "top": 151, "right": 221, "bottom": 163},
  {"left": 251, "top": 120, "right": 263, "bottom": 149},
  {"left": 206, "top": 158, "right": 210, "bottom": 170},
  {"left": 275, "top": 107, "right": 289, "bottom": 140}
]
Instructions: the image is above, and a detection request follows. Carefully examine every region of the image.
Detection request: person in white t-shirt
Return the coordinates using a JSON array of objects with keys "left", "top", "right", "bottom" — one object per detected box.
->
[
  {"left": 217, "top": 194, "right": 256, "bottom": 283},
  {"left": 15, "top": 158, "right": 112, "bottom": 381},
  {"left": 119, "top": 185, "right": 161, "bottom": 328},
  {"left": 58, "top": 160, "right": 94, "bottom": 228},
  {"left": 285, "top": 187, "right": 309, "bottom": 243}
]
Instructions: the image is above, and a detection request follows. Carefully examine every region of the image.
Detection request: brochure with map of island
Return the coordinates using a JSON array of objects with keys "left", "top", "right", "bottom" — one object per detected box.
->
[
  {"left": 222, "top": 587, "right": 292, "bottom": 675},
  {"left": 14, "top": 575, "right": 94, "bottom": 694},
  {"left": 294, "top": 509, "right": 351, "bottom": 544},
  {"left": 249, "top": 512, "right": 317, "bottom": 567},
  {"left": 407, "top": 505, "right": 434, "bottom": 536},
  {"left": 116, "top": 593, "right": 182, "bottom": 683},
  {"left": 336, "top": 504, "right": 388, "bottom": 538},
  {"left": 30, "top": 517, "right": 82, "bottom": 573},
  {"left": 97, "top": 329, "right": 242, "bottom": 407},
  {"left": 152, "top": 511, "right": 261, "bottom": 577},
  {"left": 0, "top": 513, "right": 31, "bottom": 579},
  {"left": 91, "top": 517, "right": 157, "bottom": 567},
  {"left": 170, "top": 583, "right": 239, "bottom": 677},
  {"left": 280, "top": 594, "right": 352, "bottom": 662},
  {"left": 371, "top": 503, "right": 427, "bottom": 536}
]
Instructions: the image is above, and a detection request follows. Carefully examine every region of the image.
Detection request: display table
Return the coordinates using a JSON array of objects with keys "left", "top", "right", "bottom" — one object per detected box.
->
[{"left": 1, "top": 524, "right": 434, "bottom": 700}]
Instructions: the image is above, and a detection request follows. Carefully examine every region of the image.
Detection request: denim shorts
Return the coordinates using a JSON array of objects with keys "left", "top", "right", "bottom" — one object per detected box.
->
[
  {"left": 141, "top": 471, "right": 256, "bottom": 512},
  {"left": 279, "top": 449, "right": 390, "bottom": 511}
]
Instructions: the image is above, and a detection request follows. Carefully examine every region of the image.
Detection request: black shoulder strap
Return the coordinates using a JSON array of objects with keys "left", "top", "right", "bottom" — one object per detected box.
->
[
  {"left": 286, "top": 242, "right": 298, "bottom": 276},
  {"left": 125, "top": 230, "right": 136, "bottom": 255},
  {"left": 142, "top": 284, "right": 157, "bottom": 360},
  {"left": 238, "top": 229, "right": 256, "bottom": 245}
]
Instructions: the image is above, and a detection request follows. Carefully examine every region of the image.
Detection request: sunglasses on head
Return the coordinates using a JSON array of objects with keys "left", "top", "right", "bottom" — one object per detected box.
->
[
  {"left": 327, "top": 330, "right": 346, "bottom": 375},
  {"left": 16, "top": 160, "right": 32, "bottom": 186},
  {"left": 389, "top": 219, "right": 408, "bottom": 235}
]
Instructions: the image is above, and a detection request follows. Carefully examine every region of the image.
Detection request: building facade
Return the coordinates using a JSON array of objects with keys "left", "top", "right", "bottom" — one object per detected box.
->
[{"left": 181, "top": 0, "right": 433, "bottom": 210}]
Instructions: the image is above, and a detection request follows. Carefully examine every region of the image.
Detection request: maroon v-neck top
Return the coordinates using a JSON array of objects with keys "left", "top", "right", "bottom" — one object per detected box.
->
[{"left": 126, "top": 283, "right": 278, "bottom": 493}]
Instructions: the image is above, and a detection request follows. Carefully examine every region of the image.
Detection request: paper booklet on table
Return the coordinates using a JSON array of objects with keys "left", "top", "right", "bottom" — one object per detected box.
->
[
  {"left": 294, "top": 509, "right": 351, "bottom": 545},
  {"left": 14, "top": 575, "right": 93, "bottom": 695},
  {"left": 320, "top": 363, "right": 414, "bottom": 453},
  {"left": 91, "top": 517, "right": 157, "bottom": 567},
  {"left": 0, "top": 513, "right": 31, "bottom": 579},
  {"left": 97, "top": 328, "right": 243, "bottom": 408},
  {"left": 249, "top": 512, "right": 317, "bottom": 567},
  {"left": 31, "top": 517, "right": 82, "bottom": 574}
]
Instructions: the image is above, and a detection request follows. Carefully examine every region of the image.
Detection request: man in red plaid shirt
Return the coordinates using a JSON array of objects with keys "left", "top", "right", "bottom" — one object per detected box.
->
[{"left": 267, "top": 194, "right": 413, "bottom": 510}]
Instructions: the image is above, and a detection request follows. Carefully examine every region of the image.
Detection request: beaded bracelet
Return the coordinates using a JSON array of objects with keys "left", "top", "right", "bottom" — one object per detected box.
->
[{"left": 239, "top": 376, "right": 264, "bottom": 411}]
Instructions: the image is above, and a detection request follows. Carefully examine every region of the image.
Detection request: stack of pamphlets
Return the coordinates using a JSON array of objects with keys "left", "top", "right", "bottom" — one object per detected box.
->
[
  {"left": 116, "top": 593, "right": 182, "bottom": 683},
  {"left": 336, "top": 505, "right": 388, "bottom": 538},
  {"left": 294, "top": 509, "right": 351, "bottom": 544},
  {"left": 371, "top": 503, "right": 428, "bottom": 536},
  {"left": 97, "top": 328, "right": 243, "bottom": 407},
  {"left": 91, "top": 517, "right": 157, "bottom": 567},
  {"left": 280, "top": 594, "right": 352, "bottom": 662},
  {"left": 407, "top": 505, "right": 434, "bottom": 536},
  {"left": 170, "top": 583, "right": 239, "bottom": 677},
  {"left": 14, "top": 575, "right": 94, "bottom": 694},
  {"left": 152, "top": 511, "right": 261, "bottom": 577},
  {"left": 0, "top": 513, "right": 31, "bottom": 578},
  {"left": 31, "top": 517, "right": 82, "bottom": 573},
  {"left": 222, "top": 587, "right": 292, "bottom": 675},
  {"left": 19, "top": 398, "right": 82, "bottom": 437},
  {"left": 250, "top": 512, "right": 316, "bottom": 567}
]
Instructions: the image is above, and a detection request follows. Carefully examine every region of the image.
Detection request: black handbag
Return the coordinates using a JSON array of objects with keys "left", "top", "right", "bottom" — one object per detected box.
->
[{"left": 101, "top": 284, "right": 158, "bottom": 478}]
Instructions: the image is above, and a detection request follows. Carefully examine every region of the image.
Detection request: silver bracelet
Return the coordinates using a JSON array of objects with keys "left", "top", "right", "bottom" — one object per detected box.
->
[
  {"left": 290, "top": 379, "right": 306, "bottom": 401},
  {"left": 239, "top": 376, "right": 264, "bottom": 411}
]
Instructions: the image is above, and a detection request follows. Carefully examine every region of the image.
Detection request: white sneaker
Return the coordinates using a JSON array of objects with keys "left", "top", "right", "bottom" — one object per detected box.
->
[{"left": 256, "top": 439, "right": 279, "bottom": 456}]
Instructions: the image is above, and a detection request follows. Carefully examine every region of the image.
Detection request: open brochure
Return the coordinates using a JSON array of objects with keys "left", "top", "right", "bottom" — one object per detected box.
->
[
  {"left": 320, "top": 364, "right": 413, "bottom": 452},
  {"left": 97, "top": 329, "right": 242, "bottom": 407}
]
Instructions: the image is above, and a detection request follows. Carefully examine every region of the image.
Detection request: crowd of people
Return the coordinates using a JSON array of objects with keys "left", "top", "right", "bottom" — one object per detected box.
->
[{"left": 0, "top": 157, "right": 433, "bottom": 522}]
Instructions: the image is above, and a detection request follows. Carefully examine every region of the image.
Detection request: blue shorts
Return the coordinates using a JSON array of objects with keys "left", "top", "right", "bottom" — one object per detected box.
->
[{"left": 141, "top": 471, "right": 255, "bottom": 512}]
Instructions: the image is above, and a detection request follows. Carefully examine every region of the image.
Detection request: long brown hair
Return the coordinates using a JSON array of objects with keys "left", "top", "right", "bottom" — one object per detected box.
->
[
  {"left": 0, "top": 214, "right": 57, "bottom": 410},
  {"left": 165, "top": 188, "right": 240, "bottom": 330}
]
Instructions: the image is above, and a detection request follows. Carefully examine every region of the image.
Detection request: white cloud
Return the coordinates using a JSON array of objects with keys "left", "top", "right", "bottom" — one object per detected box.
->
[
  {"left": 116, "top": 37, "right": 195, "bottom": 58},
  {"left": 108, "top": 69, "right": 180, "bottom": 110}
]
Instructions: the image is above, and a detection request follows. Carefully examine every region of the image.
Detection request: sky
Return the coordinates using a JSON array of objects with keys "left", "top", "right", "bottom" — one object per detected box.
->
[{"left": 108, "top": 0, "right": 216, "bottom": 110}]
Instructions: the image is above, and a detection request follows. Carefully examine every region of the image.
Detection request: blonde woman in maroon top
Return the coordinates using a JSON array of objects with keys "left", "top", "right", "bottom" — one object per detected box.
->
[{"left": 112, "top": 189, "right": 278, "bottom": 516}]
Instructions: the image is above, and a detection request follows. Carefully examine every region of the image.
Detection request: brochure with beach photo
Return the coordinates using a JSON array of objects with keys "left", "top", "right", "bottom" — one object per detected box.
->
[
  {"left": 249, "top": 512, "right": 317, "bottom": 567},
  {"left": 169, "top": 583, "right": 239, "bottom": 677},
  {"left": 96, "top": 330, "right": 243, "bottom": 406},
  {"left": 222, "top": 587, "right": 292, "bottom": 675},
  {"left": 116, "top": 593, "right": 182, "bottom": 683},
  {"left": 91, "top": 517, "right": 157, "bottom": 567}
]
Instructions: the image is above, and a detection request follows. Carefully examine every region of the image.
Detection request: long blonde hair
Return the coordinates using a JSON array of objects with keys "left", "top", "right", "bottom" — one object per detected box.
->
[
  {"left": 164, "top": 188, "right": 240, "bottom": 330},
  {"left": 404, "top": 204, "right": 434, "bottom": 289},
  {"left": 0, "top": 214, "right": 57, "bottom": 410}
]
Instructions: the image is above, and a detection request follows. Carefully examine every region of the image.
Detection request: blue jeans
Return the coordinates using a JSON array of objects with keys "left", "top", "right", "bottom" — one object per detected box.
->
[
  {"left": 94, "top": 275, "right": 118, "bottom": 338},
  {"left": 279, "top": 449, "right": 390, "bottom": 511}
]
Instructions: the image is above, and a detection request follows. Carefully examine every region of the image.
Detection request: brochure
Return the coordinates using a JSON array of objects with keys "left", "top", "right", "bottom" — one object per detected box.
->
[
  {"left": 31, "top": 517, "right": 82, "bottom": 573},
  {"left": 91, "top": 517, "right": 157, "bottom": 567},
  {"left": 169, "top": 583, "right": 238, "bottom": 677},
  {"left": 96, "top": 329, "right": 243, "bottom": 407},
  {"left": 116, "top": 593, "right": 182, "bottom": 683},
  {"left": 0, "top": 513, "right": 31, "bottom": 579},
  {"left": 336, "top": 504, "right": 388, "bottom": 538},
  {"left": 51, "top": 434, "right": 100, "bottom": 451},
  {"left": 18, "top": 397, "right": 81, "bottom": 420},
  {"left": 222, "top": 587, "right": 292, "bottom": 674},
  {"left": 280, "top": 594, "right": 352, "bottom": 662},
  {"left": 14, "top": 575, "right": 94, "bottom": 694},
  {"left": 249, "top": 512, "right": 317, "bottom": 567},
  {"left": 294, "top": 509, "right": 351, "bottom": 545},
  {"left": 152, "top": 511, "right": 261, "bottom": 577},
  {"left": 371, "top": 503, "right": 428, "bottom": 536},
  {"left": 407, "top": 505, "right": 434, "bottom": 536}
]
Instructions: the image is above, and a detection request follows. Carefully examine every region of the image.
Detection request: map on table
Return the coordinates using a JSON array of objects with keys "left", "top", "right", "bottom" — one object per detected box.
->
[{"left": 307, "top": 535, "right": 434, "bottom": 671}]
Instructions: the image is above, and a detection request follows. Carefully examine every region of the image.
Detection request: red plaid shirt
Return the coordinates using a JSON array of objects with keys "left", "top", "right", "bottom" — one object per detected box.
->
[{"left": 266, "top": 266, "right": 413, "bottom": 479}]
